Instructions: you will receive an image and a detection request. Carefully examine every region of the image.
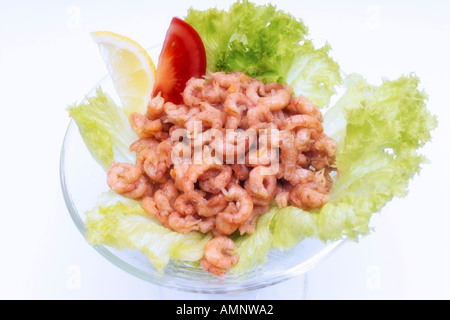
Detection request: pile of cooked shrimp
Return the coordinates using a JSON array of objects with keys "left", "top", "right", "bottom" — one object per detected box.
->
[{"left": 106, "top": 71, "right": 338, "bottom": 276}]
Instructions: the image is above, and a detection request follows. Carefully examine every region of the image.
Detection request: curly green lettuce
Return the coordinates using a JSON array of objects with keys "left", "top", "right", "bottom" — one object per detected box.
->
[
  {"left": 232, "top": 73, "right": 437, "bottom": 272},
  {"left": 185, "top": 0, "right": 342, "bottom": 107}
]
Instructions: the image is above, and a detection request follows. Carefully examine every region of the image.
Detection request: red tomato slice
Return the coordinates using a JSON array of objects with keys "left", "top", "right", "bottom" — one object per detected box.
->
[{"left": 152, "top": 17, "right": 206, "bottom": 104}]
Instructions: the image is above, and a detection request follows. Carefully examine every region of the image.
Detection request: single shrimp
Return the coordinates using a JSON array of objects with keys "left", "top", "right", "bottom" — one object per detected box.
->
[
  {"left": 163, "top": 102, "right": 189, "bottom": 126},
  {"left": 217, "top": 183, "right": 253, "bottom": 224},
  {"left": 311, "top": 133, "right": 338, "bottom": 158},
  {"left": 294, "top": 128, "right": 312, "bottom": 153},
  {"left": 182, "top": 77, "right": 205, "bottom": 107},
  {"left": 196, "top": 193, "right": 228, "bottom": 217},
  {"left": 244, "top": 166, "right": 277, "bottom": 200},
  {"left": 196, "top": 215, "right": 216, "bottom": 233},
  {"left": 129, "top": 112, "right": 163, "bottom": 139},
  {"left": 258, "top": 85, "right": 293, "bottom": 111},
  {"left": 214, "top": 203, "right": 240, "bottom": 235},
  {"left": 183, "top": 163, "right": 223, "bottom": 201},
  {"left": 209, "top": 71, "right": 249, "bottom": 89},
  {"left": 173, "top": 193, "right": 196, "bottom": 216},
  {"left": 203, "top": 80, "right": 226, "bottom": 104},
  {"left": 203, "top": 236, "right": 239, "bottom": 271},
  {"left": 288, "top": 95, "right": 323, "bottom": 122},
  {"left": 167, "top": 211, "right": 200, "bottom": 234},
  {"left": 170, "top": 162, "right": 190, "bottom": 191},
  {"left": 141, "top": 140, "right": 172, "bottom": 184},
  {"left": 129, "top": 137, "right": 159, "bottom": 154},
  {"left": 198, "top": 165, "right": 233, "bottom": 194},
  {"left": 145, "top": 92, "right": 165, "bottom": 120},
  {"left": 107, "top": 162, "right": 148, "bottom": 199},
  {"left": 246, "top": 105, "right": 274, "bottom": 129},
  {"left": 274, "top": 183, "right": 291, "bottom": 208},
  {"left": 142, "top": 196, "right": 169, "bottom": 227},
  {"left": 246, "top": 80, "right": 266, "bottom": 105},
  {"left": 231, "top": 164, "right": 250, "bottom": 181},
  {"left": 289, "top": 183, "right": 330, "bottom": 210},
  {"left": 289, "top": 167, "right": 315, "bottom": 186},
  {"left": 185, "top": 103, "right": 226, "bottom": 134},
  {"left": 285, "top": 114, "right": 323, "bottom": 133},
  {"left": 223, "top": 92, "right": 252, "bottom": 130},
  {"left": 154, "top": 180, "right": 179, "bottom": 216}
]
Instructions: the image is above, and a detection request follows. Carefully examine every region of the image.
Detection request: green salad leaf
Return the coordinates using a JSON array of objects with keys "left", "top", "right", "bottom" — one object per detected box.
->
[
  {"left": 233, "top": 73, "right": 437, "bottom": 270},
  {"left": 68, "top": 87, "right": 137, "bottom": 170},
  {"left": 185, "top": 0, "right": 342, "bottom": 107},
  {"left": 85, "top": 192, "right": 212, "bottom": 272}
]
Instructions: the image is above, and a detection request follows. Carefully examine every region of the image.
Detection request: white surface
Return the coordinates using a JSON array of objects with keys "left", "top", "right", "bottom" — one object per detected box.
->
[{"left": 0, "top": 0, "right": 448, "bottom": 300}]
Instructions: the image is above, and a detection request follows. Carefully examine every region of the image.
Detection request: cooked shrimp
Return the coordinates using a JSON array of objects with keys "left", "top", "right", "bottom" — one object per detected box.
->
[
  {"left": 294, "top": 128, "right": 312, "bottom": 153},
  {"left": 196, "top": 193, "right": 228, "bottom": 217},
  {"left": 202, "top": 236, "right": 239, "bottom": 273},
  {"left": 274, "top": 183, "right": 291, "bottom": 208},
  {"left": 244, "top": 166, "right": 277, "bottom": 200},
  {"left": 210, "top": 71, "right": 249, "bottom": 89},
  {"left": 246, "top": 80, "right": 266, "bottom": 105},
  {"left": 163, "top": 102, "right": 189, "bottom": 126},
  {"left": 182, "top": 77, "right": 205, "bottom": 107},
  {"left": 217, "top": 183, "right": 253, "bottom": 224},
  {"left": 168, "top": 211, "right": 200, "bottom": 234},
  {"left": 183, "top": 163, "right": 223, "bottom": 201},
  {"left": 231, "top": 164, "right": 250, "bottom": 180},
  {"left": 154, "top": 180, "right": 179, "bottom": 216},
  {"left": 214, "top": 203, "right": 240, "bottom": 235},
  {"left": 130, "top": 137, "right": 159, "bottom": 154},
  {"left": 129, "top": 112, "right": 163, "bottom": 139},
  {"left": 121, "top": 176, "right": 150, "bottom": 199},
  {"left": 203, "top": 80, "right": 226, "bottom": 104},
  {"left": 142, "top": 196, "right": 169, "bottom": 227},
  {"left": 173, "top": 193, "right": 196, "bottom": 216},
  {"left": 258, "top": 85, "right": 293, "bottom": 111},
  {"left": 107, "top": 162, "right": 148, "bottom": 199},
  {"left": 289, "top": 183, "right": 330, "bottom": 209},
  {"left": 285, "top": 114, "right": 323, "bottom": 133},
  {"left": 288, "top": 95, "right": 323, "bottom": 122},
  {"left": 289, "top": 167, "right": 315, "bottom": 186},
  {"left": 196, "top": 216, "right": 216, "bottom": 233},
  {"left": 198, "top": 165, "right": 232, "bottom": 194},
  {"left": 185, "top": 102, "right": 226, "bottom": 134},
  {"left": 145, "top": 92, "right": 165, "bottom": 120},
  {"left": 312, "top": 133, "right": 338, "bottom": 158},
  {"left": 246, "top": 105, "right": 274, "bottom": 129}
]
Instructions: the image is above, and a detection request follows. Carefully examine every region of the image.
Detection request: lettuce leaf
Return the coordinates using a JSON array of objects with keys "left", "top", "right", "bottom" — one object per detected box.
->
[
  {"left": 85, "top": 192, "right": 213, "bottom": 272},
  {"left": 268, "top": 74, "right": 437, "bottom": 251},
  {"left": 185, "top": 0, "right": 342, "bottom": 107},
  {"left": 67, "top": 87, "right": 137, "bottom": 170}
]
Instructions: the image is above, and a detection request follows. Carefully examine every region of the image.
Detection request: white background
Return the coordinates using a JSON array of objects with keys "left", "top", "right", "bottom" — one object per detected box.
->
[{"left": 0, "top": 0, "right": 449, "bottom": 300}]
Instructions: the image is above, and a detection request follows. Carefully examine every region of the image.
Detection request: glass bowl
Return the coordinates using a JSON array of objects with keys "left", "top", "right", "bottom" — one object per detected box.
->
[{"left": 60, "top": 44, "right": 345, "bottom": 294}]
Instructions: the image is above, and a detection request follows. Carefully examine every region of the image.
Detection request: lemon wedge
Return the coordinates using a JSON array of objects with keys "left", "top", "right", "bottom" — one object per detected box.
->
[{"left": 91, "top": 31, "right": 156, "bottom": 115}]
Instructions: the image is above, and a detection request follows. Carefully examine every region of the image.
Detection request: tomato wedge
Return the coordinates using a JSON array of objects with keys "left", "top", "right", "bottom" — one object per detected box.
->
[{"left": 152, "top": 17, "right": 207, "bottom": 104}]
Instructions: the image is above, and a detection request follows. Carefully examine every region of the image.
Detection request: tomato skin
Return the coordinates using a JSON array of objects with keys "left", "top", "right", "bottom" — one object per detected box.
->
[{"left": 152, "top": 17, "right": 207, "bottom": 104}]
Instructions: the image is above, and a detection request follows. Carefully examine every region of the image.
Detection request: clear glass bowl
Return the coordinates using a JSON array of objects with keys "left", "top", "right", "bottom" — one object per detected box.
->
[{"left": 60, "top": 45, "right": 345, "bottom": 294}]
